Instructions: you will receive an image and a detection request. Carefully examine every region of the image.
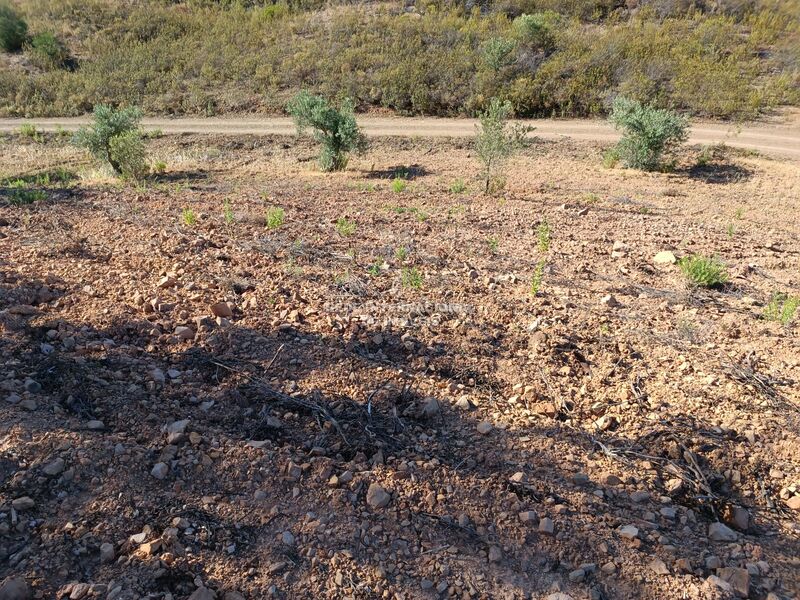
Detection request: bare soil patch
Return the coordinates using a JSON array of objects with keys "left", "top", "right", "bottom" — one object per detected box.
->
[{"left": 1, "top": 134, "right": 799, "bottom": 600}]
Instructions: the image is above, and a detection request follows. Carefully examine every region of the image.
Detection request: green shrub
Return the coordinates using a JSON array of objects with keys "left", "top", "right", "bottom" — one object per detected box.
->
[
  {"left": 335, "top": 216, "right": 355, "bottom": 237},
  {"left": 475, "top": 98, "right": 530, "bottom": 194},
  {"left": 449, "top": 178, "right": 466, "bottom": 194},
  {"left": 537, "top": 220, "right": 551, "bottom": 252},
  {"left": 266, "top": 206, "right": 285, "bottom": 229},
  {"left": 401, "top": 267, "right": 422, "bottom": 289},
  {"left": 181, "top": 207, "right": 197, "bottom": 226},
  {"left": 19, "top": 123, "right": 41, "bottom": 141},
  {"left": 608, "top": 96, "right": 689, "bottom": 171},
  {"left": 513, "top": 12, "right": 560, "bottom": 49},
  {"left": 483, "top": 37, "right": 517, "bottom": 72},
  {"left": 530, "top": 259, "right": 546, "bottom": 295},
  {"left": 0, "top": 3, "right": 27, "bottom": 52},
  {"left": 762, "top": 292, "right": 799, "bottom": 326},
  {"left": 286, "top": 91, "right": 366, "bottom": 171},
  {"left": 28, "top": 31, "right": 68, "bottom": 68},
  {"left": 73, "top": 105, "right": 148, "bottom": 178},
  {"left": 391, "top": 177, "right": 407, "bottom": 193},
  {"left": 678, "top": 254, "right": 729, "bottom": 288},
  {"left": 5, "top": 179, "right": 46, "bottom": 205}
]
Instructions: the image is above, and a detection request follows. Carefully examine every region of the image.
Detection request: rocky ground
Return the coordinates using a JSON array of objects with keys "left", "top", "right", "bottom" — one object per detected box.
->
[{"left": 1, "top": 133, "right": 799, "bottom": 600}]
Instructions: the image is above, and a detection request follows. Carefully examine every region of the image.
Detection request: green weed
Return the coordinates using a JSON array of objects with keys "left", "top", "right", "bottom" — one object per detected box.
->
[
  {"left": 537, "top": 221, "right": 551, "bottom": 253},
  {"left": 450, "top": 179, "right": 466, "bottom": 194},
  {"left": 335, "top": 217, "right": 356, "bottom": 237},
  {"left": 401, "top": 267, "right": 422, "bottom": 289},
  {"left": 266, "top": 206, "right": 285, "bottom": 229},
  {"left": 181, "top": 208, "right": 196, "bottom": 226},
  {"left": 391, "top": 177, "right": 407, "bottom": 193},
  {"left": 763, "top": 292, "right": 799, "bottom": 326},
  {"left": 678, "top": 254, "right": 729, "bottom": 288}
]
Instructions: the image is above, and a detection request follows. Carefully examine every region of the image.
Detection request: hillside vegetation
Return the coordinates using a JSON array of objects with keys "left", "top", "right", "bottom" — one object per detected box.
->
[{"left": 0, "top": 0, "right": 798, "bottom": 119}]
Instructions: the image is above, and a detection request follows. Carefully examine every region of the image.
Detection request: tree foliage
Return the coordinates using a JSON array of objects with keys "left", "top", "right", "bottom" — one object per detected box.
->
[
  {"left": 0, "top": 3, "right": 27, "bottom": 52},
  {"left": 286, "top": 91, "right": 366, "bottom": 171},
  {"left": 608, "top": 96, "right": 688, "bottom": 170},
  {"left": 475, "top": 98, "right": 530, "bottom": 194},
  {"left": 73, "top": 105, "right": 148, "bottom": 179}
]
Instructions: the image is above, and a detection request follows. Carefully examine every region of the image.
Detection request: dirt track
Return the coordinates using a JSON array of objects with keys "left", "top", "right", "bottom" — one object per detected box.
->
[{"left": 1, "top": 116, "right": 799, "bottom": 159}]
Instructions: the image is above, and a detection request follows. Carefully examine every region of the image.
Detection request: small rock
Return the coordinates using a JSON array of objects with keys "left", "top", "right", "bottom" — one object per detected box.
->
[
  {"left": 366, "top": 483, "right": 391, "bottom": 509},
  {"left": 5, "top": 393, "right": 21, "bottom": 405},
  {"left": 157, "top": 276, "right": 176, "bottom": 289},
  {"left": 188, "top": 588, "right": 216, "bottom": 600},
  {"left": 618, "top": 525, "right": 638, "bottom": 539},
  {"left": 455, "top": 395, "right": 473, "bottom": 411},
  {"left": 100, "top": 542, "right": 115, "bottom": 564},
  {"left": 708, "top": 522, "right": 738, "bottom": 542},
  {"left": 488, "top": 546, "right": 502, "bottom": 562},
  {"left": 706, "top": 575, "right": 733, "bottom": 594},
  {"left": 727, "top": 506, "right": 749, "bottom": 531},
  {"left": 23, "top": 379, "right": 41, "bottom": 393},
  {"left": 599, "top": 472, "right": 622, "bottom": 486},
  {"left": 654, "top": 251, "right": 677, "bottom": 265},
  {"left": 86, "top": 420, "right": 105, "bottom": 431},
  {"left": 568, "top": 569, "right": 585, "bottom": 583},
  {"left": 717, "top": 568, "right": 750, "bottom": 597},
  {"left": 476, "top": 421, "right": 493, "bottom": 434},
  {"left": 611, "top": 240, "right": 628, "bottom": 258},
  {"left": 600, "top": 294, "right": 619, "bottom": 307},
  {"left": 281, "top": 531, "right": 295, "bottom": 546},
  {"left": 151, "top": 462, "right": 169, "bottom": 480},
  {"left": 174, "top": 326, "right": 195, "bottom": 340},
  {"left": 538, "top": 517, "right": 554, "bottom": 535},
  {"left": 420, "top": 397, "right": 440, "bottom": 419},
  {"left": 210, "top": 302, "right": 233, "bottom": 318},
  {"left": 519, "top": 511, "right": 538, "bottom": 524},
  {"left": 649, "top": 558, "right": 670, "bottom": 575},
  {"left": 785, "top": 495, "right": 800, "bottom": 510},
  {"left": 420, "top": 579, "right": 434, "bottom": 590},
  {"left": 42, "top": 457, "right": 65, "bottom": 476},
  {"left": 11, "top": 497, "right": 35, "bottom": 511}
]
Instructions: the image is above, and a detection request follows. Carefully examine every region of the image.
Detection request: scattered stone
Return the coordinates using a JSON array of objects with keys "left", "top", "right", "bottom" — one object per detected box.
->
[
  {"left": 0, "top": 576, "right": 31, "bottom": 600},
  {"left": 509, "top": 472, "right": 527, "bottom": 483},
  {"left": 420, "top": 397, "right": 440, "bottom": 419},
  {"left": 649, "top": 558, "right": 670, "bottom": 575},
  {"left": 611, "top": 240, "right": 629, "bottom": 258},
  {"left": 538, "top": 517, "right": 554, "bottom": 535},
  {"left": 366, "top": 483, "right": 391, "bottom": 509},
  {"left": 281, "top": 531, "right": 295, "bottom": 546},
  {"left": 785, "top": 495, "right": 800, "bottom": 510},
  {"left": 174, "top": 326, "right": 195, "bottom": 340},
  {"left": 717, "top": 568, "right": 750, "bottom": 597},
  {"left": 727, "top": 506, "right": 749, "bottom": 531},
  {"left": 488, "top": 546, "right": 502, "bottom": 562},
  {"left": 601, "top": 562, "right": 616, "bottom": 575},
  {"left": 86, "top": 420, "right": 105, "bottom": 431},
  {"left": 166, "top": 419, "right": 190, "bottom": 444},
  {"left": 476, "top": 421, "right": 493, "bottom": 434},
  {"left": 654, "top": 251, "right": 677, "bottom": 265},
  {"left": 150, "top": 369, "right": 166, "bottom": 386},
  {"left": 630, "top": 491, "right": 650, "bottom": 503},
  {"left": 420, "top": 579, "right": 434, "bottom": 591},
  {"left": 519, "top": 511, "right": 538, "bottom": 524},
  {"left": 666, "top": 478, "right": 683, "bottom": 494},
  {"left": 618, "top": 525, "right": 638, "bottom": 539},
  {"left": 188, "top": 588, "right": 216, "bottom": 600},
  {"left": 706, "top": 576, "right": 733, "bottom": 595},
  {"left": 599, "top": 472, "right": 622, "bottom": 486},
  {"left": 157, "top": 276, "right": 176, "bottom": 289},
  {"left": 100, "top": 543, "right": 115, "bottom": 564},
  {"left": 11, "top": 497, "right": 35, "bottom": 511},
  {"left": 151, "top": 462, "right": 169, "bottom": 480},
  {"left": 568, "top": 569, "right": 585, "bottom": 583},
  {"left": 23, "top": 379, "right": 41, "bottom": 394},
  {"left": 708, "top": 522, "right": 738, "bottom": 542},
  {"left": 600, "top": 294, "right": 619, "bottom": 307},
  {"left": 210, "top": 302, "right": 233, "bottom": 318},
  {"left": 42, "top": 457, "right": 65, "bottom": 476},
  {"left": 455, "top": 395, "right": 473, "bottom": 411},
  {"left": 705, "top": 556, "right": 722, "bottom": 570},
  {"left": 5, "top": 393, "right": 21, "bottom": 405}
]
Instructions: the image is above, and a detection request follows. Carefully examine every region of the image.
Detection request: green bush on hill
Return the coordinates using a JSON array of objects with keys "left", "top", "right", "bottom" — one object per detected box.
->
[
  {"left": 0, "top": 0, "right": 797, "bottom": 119},
  {"left": 0, "top": 2, "right": 27, "bottom": 52}
]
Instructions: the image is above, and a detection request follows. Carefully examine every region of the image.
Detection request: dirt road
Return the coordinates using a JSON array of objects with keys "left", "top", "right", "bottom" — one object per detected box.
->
[{"left": 1, "top": 116, "right": 798, "bottom": 159}]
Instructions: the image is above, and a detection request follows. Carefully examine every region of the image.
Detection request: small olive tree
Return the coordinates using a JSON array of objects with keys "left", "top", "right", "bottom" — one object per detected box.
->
[
  {"left": 608, "top": 97, "right": 688, "bottom": 171},
  {"left": 73, "top": 105, "right": 148, "bottom": 179},
  {"left": 0, "top": 3, "right": 27, "bottom": 52},
  {"left": 475, "top": 98, "right": 530, "bottom": 194},
  {"left": 286, "top": 91, "right": 366, "bottom": 172}
]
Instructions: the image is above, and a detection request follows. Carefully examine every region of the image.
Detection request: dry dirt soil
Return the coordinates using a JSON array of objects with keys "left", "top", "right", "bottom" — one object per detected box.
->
[{"left": 1, "top": 133, "right": 799, "bottom": 600}]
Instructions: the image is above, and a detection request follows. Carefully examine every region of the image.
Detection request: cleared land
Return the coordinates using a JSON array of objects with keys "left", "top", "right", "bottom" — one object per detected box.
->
[
  {"left": 1, "top": 132, "right": 799, "bottom": 600},
  {"left": 2, "top": 117, "right": 800, "bottom": 159}
]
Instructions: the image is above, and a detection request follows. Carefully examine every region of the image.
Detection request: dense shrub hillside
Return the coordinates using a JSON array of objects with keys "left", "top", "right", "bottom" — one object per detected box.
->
[{"left": 0, "top": 0, "right": 797, "bottom": 119}]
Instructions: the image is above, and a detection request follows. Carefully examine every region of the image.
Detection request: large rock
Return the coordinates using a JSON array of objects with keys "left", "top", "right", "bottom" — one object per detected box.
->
[
  {"left": 0, "top": 577, "right": 31, "bottom": 600},
  {"left": 188, "top": 588, "right": 216, "bottom": 600},
  {"left": 717, "top": 568, "right": 750, "bottom": 598},
  {"left": 709, "top": 522, "right": 738, "bottom": 542},
  {"left": 366, "top": 483, "right": 391, "bottom": 509}
]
